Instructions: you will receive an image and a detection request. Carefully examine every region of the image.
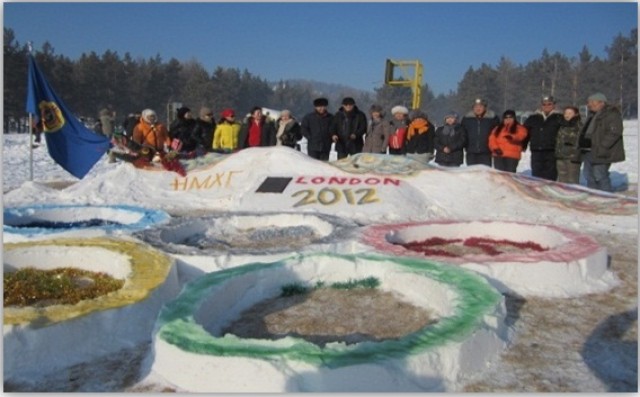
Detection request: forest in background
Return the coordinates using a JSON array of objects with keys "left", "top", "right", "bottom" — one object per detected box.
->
[{"left": 3, "top": 27, "right": 637, "bottom": 130}]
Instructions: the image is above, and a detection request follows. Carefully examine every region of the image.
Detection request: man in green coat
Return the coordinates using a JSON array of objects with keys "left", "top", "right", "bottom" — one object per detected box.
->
[{"left": 578, "top": 93, "right": 625, "bottom": 192}]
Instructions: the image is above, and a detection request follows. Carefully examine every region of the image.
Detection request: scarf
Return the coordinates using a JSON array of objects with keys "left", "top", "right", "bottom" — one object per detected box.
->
[
  {"left": 407, "top": 119, "right": 429, "bottom": 140},
  {"left": 390, "top": 118, "right": 407, "bottom": 129},
  {"left": 276, "top": 119, "right": 292, "bottom": 146},
  {"left": 442, "top": 124, "right": 456, "bottom": 137}
]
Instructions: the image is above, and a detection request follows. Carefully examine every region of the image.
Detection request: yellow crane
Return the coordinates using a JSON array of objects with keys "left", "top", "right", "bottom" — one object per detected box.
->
[{"left": 384, "top": 59, "right": 424, "bottom": 110}]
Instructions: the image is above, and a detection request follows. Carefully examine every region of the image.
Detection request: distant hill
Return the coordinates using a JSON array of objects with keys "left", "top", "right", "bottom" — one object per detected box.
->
[{"left": 273, "top": 79, "right": 373, "bottom": 98}]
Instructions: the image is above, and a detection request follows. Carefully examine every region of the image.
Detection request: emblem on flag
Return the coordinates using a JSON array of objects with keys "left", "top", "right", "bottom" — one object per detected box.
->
[{"left": 38, "top": 101, "right": 65, "bottom": 132}]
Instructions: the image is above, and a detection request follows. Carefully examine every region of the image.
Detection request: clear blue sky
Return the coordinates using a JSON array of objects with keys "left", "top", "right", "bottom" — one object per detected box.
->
[{"left": 4, "top": 2, "right": 638, "bottom": 95}]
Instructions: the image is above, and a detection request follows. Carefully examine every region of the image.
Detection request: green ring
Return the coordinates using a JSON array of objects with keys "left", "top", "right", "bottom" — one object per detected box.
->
[{"left": 156, "top": 253, "right": 502, "bottom": 368}]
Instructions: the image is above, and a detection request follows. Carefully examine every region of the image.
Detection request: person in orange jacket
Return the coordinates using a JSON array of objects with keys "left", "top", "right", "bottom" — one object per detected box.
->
[
  {"left": 488, "top": 109, "right": 528, "bottom": 173},
  {"left": 132, "top": 109, "right": 171, "bottom": 158}
]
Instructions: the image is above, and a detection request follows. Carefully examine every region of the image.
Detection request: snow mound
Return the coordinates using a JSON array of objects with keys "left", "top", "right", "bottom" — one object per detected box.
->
[
  {"left": 3, "top": 204, "right": 169, "bottom": 242},
  {"left": 136, "top": 211, "right": 356, "bottom": 255},
  {"left": 3, "top": 238, "right": 180, "bottom": 385},
  {"left": 147, "top": 253, "right": 510, "bottom": 392},
  {"left": 362, "top": 220, "right": 617, "bottom": 298},
  {"left": 3, "top": 146, "right": 635, "bottom": 232},
  {"left": 135, "top": 211, "right": 360, "bottom": 283}
]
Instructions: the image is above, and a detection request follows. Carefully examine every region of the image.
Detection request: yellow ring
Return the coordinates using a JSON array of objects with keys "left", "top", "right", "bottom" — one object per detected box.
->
[{"left": 4, "top": 238, "right": 174, "bottom": 327}]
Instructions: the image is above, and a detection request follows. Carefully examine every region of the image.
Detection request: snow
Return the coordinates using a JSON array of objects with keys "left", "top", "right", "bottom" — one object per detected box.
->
[
  {"left": 1, "top": 121, "right": 637, "bottom": 392},
  {"left": 361, "top": 220, "right": 617, "bottom": 298},
  {"left": 3, "top": 238, "right": 180, "bottom": 384},
  {"left": 150, "top": 254, "right": 510, "bottom": 392}
]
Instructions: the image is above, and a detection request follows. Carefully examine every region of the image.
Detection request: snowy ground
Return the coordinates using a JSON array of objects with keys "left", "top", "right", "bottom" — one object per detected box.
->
[{"left": 2, "top": 121, "right": 638, "bottom": 392}]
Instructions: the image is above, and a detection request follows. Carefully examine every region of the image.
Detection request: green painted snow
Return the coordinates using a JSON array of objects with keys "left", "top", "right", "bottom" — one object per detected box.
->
[{"left": 156, "top": 253, "right": 501, "bottom": 368}]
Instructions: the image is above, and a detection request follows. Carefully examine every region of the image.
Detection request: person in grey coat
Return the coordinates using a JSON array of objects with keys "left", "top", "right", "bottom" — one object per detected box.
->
[
  {"left": 362, "top": 104, "right": 390, "bottom": 154},
  {"left": 578, "top": 93, "right": 625, "bottom": 192},
  {"left": 434, "top": 111, "right": 466, "bottom": 167},
  {"left": 99, "top": 106, "right": 115, "bottom": 138}
]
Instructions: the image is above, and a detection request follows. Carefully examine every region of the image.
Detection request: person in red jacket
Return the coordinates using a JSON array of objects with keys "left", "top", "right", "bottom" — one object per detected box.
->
[{"left": 488, "top": 110, "right": 528, "bottom": 173}]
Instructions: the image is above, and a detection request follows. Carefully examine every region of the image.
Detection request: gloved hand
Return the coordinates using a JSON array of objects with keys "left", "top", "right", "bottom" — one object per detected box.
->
[{"left": 494, "top": 148, "right": 503, "bottom": 156}]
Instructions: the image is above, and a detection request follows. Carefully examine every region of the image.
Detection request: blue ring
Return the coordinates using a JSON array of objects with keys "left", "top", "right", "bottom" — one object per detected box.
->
[{"left": 3, "top": 204, "right": 170, "bottom": 236}]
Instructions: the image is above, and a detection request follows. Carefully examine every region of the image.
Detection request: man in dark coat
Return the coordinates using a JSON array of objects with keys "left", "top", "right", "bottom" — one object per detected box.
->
[
  {"left": 238, "top": 106, "right": 277, "bottom": 149},
  {"left": 331, "top": 97, "right": 368, "bottom": 159},
  {"left": 435, "top": 111, "right": 466, "bottom": 167},
  {"left": 169, "top": 106, "right": 198, "bottom": 152},
  {"left": 460, "top": 98, "right": 500, "bottom": 167},
  {"left": 123, "top": 111, "right": 141, "bottom": 138},
  {"left": 192, "top": 106, "right": 216, "bottom": 153},
  {"left": 579, "top": 93, "right": 625, "bottom": 192},
  {"left": 301, "top": 98, "right": 334, "bottom": 161},
  {"left": 523, "top": 96, "right": 564, "bottom": 181}
]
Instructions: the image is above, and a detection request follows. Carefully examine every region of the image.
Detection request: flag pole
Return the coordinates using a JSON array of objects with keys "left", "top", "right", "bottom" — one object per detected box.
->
[
  {"left": 27, "top": 41, "right": 34, "bottom": 181},
  {"left": 28, "top": 113, "right": 34, "bottom": 181}
]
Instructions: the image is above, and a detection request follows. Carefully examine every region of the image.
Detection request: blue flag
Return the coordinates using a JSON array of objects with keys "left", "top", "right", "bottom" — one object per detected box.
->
[{"left": 26, "top": 55, "right": 111, "bottom": 179}]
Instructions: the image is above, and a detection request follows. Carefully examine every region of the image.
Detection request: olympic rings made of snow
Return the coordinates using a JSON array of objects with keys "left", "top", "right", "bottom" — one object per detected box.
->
[
  {"left": 135, "top": 211, "right": 359, "bottom": 256},
  {"left": 3, "top": 204, "right": 170, "bottom": 238},
  {"left": 361, "top": 220, "right": 616, "bottom": 297},
  {"left": 150, "top": 253, "right": 509, "bottom": 392},
  {"left": 3, "top": 238, "right": 181, "bottom": 384}
]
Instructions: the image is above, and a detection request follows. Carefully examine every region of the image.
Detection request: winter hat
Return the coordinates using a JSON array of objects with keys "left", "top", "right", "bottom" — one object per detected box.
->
[
  {"left": 444, "top": 110, "right": 458, "bottom": 121},
  {"left": 199, "top": 106, "right": 213, "bottom": 118},
  {"left": 588, "top": 93, "right": 607, "bottom": 103},
  {"left": 342, "top": 97, "right": 356, "bottom": 106},
  {"left": 369, "top": 104, "right": 384, "bottom": 114},
  {"left": 391, "top": 105, "right": 409, "bottom": 115},
  {"left": 502, "top": 109, "right": 517, "bottom": 119},
  {"left": 221, "top": 108, "right": 235, "bottom": 118},
  {"left": 141, "top": 109, "right": 157, "bottom": 124},
  {"left": 176, "top": 106, "right": 191, "bottom": 120},
  {"left": 473, "top": 98, "right": 488, "bottom": 106},
  {"left": 280, "top": 109, "right": 292, "bottom": 118},
  {"left": 541, "top": 95, "right": 555, "bottom": 104},
  {"left": 313, "top": 97, "right": 329, "bottom": 107},
  {"left": 409, "top": 109, "right": 428, "bottom": 120}
]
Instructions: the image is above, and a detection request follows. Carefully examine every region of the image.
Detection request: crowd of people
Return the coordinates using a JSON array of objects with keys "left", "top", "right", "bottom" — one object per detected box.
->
[{"left": 109, "top": 92, "right": 625, "bottom": 193}]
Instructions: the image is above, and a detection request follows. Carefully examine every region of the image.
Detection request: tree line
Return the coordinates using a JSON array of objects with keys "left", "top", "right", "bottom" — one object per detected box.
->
[{"left": 4, "top": 27, "right": 636, "bottom": 132}]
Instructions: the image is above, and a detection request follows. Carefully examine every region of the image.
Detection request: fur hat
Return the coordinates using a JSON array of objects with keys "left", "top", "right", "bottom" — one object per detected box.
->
[
  {"left": 391, "top": 105, "right": 409, "bottom": 115},
  {"left": 221, "top": 108, "right": 235, "bottom": 118},
  {"left": 341, "top": 97, "right": 356, "bottom": 106},
  {"left": 444, "top": 110, "right": 458, "bottom": 121},
  {"left": 141, "top": 109, "right": 157, "bottom": 124},
  {"left": 588, "top": 93, "right": 607, "bottom": 103},
  {"left": 176, "top": 106, "right": 191, "bottom": 120},
  {"left": 313, "top": 98, "right": 329, "bottom": 107},
  {"left": 410, "top": 109, "right": 428, "bottom": 120}
]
